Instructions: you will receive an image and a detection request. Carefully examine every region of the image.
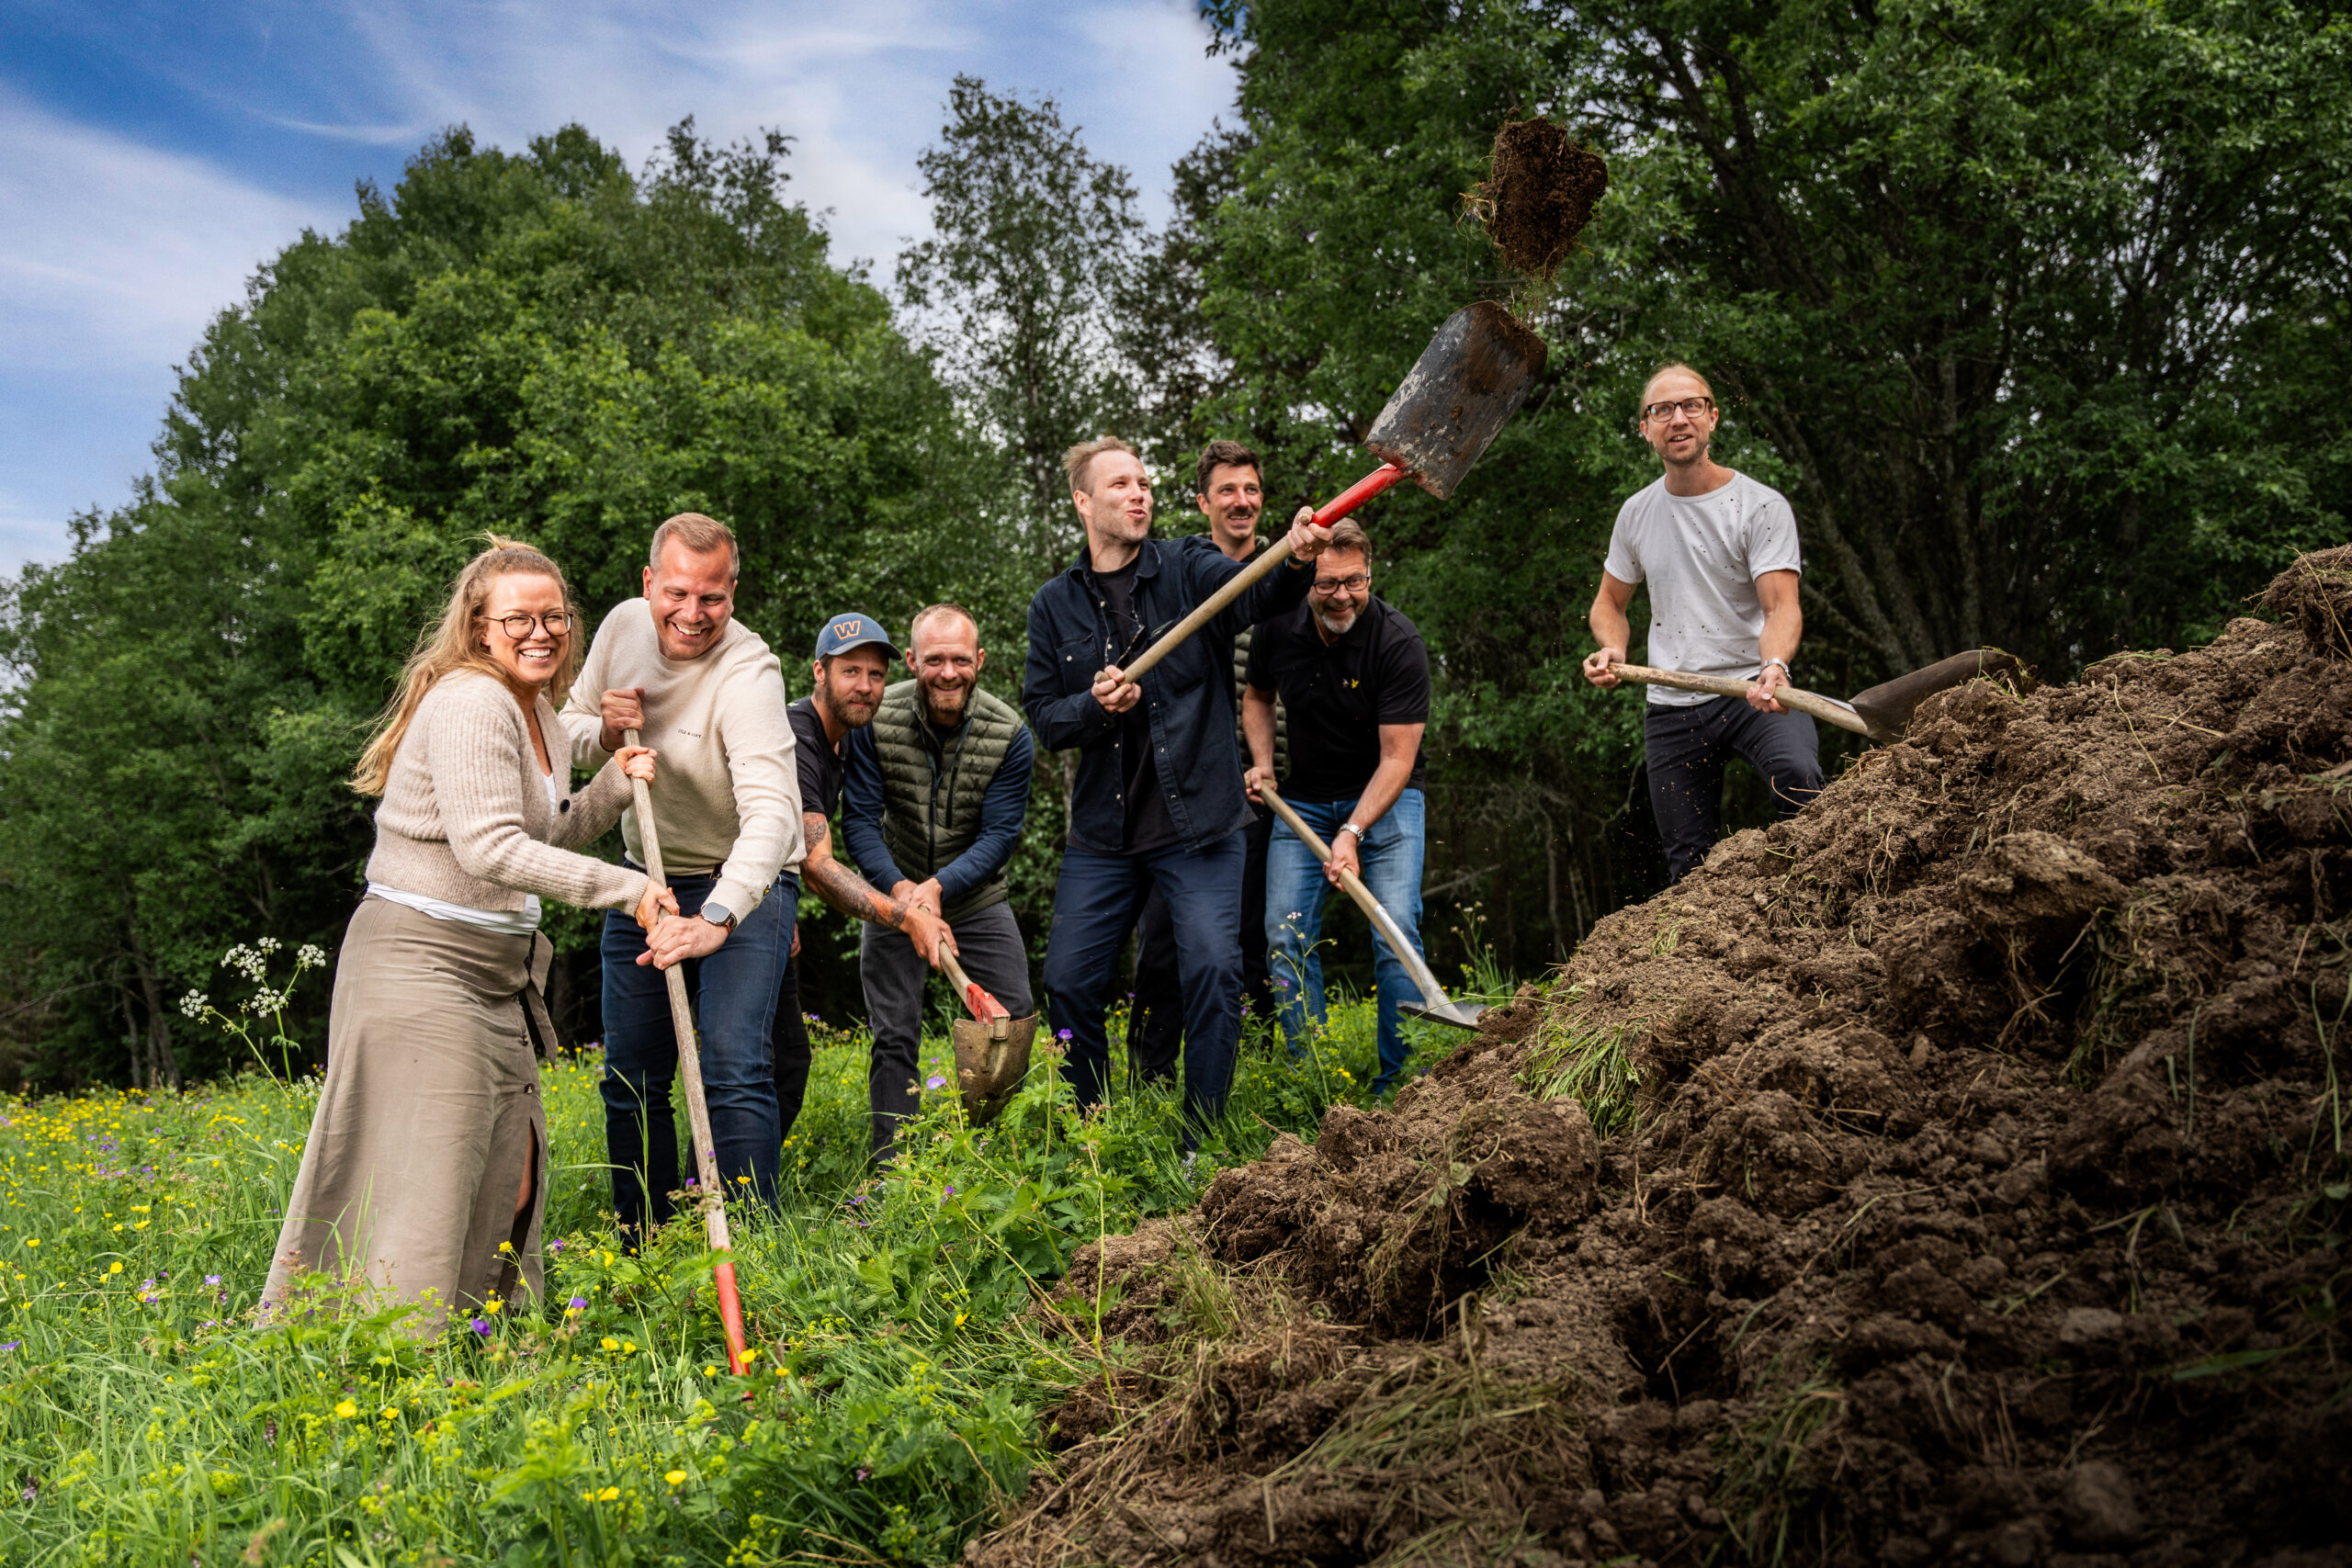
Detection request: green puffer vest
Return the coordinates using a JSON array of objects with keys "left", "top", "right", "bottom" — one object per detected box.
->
[{"left": 868, "top": 680, "right": 1025, "bottom": 923}]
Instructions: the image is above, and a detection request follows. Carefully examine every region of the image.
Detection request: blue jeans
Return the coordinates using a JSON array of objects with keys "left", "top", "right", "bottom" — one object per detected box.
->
[
  {"left": 1043, "top": 830, "right": 1246, "bottom": 1147},
  {"left": 1264, "top": 788, "right": 1427, "bottom": 1090},
  {"left": 600, "top": 869, "right": 794, "bottom": 1235}
]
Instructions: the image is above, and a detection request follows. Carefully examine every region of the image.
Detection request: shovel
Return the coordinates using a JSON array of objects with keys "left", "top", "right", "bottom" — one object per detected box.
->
[
  {"left": 1257, "top": 784, "right": 1487, "bottom": 1031},
  {"left": 622, "top": 728, "right": 752, "bottom": 1378},
  {"left": 1114, "top": 301, "right": 1547, "bottom": 688},
  {"left": 1609, "top": 648, "right": 2026, "bottom": 744},
  {"left": 939, "top": 946, "right": 1039, "bottom": 1124}
]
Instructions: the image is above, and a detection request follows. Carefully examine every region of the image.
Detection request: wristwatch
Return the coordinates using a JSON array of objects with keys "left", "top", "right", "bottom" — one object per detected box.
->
[
  {"left": 1759, "top": 658, "right": 1791, "bottom": 678},
  {"left": 1338, "top": 822, "right": 1368, "bottom": 842},
  {"left": 700, "top": 903, "right": 737, "bottom": 933}
]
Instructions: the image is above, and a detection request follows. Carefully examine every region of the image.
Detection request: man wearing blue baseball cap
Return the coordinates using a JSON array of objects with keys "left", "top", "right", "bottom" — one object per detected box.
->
[
  {"left": 843, "top": 604, "right": 1035, "bottom": 1157},
  {"left": 771, "top": 613, "right": 957, "bottom": 1145}
]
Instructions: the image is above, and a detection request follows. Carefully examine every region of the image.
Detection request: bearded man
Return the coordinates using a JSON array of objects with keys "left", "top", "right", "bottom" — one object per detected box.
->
[
  {"left": 771, "top": 613, "right": 956, "bottom": 1146},
  {"left": 1242, "top": 518, "right": 1431, "bottom": 1095},
  {"left": 842, "top": 604, "right": 1034, "bottom": 1157}
]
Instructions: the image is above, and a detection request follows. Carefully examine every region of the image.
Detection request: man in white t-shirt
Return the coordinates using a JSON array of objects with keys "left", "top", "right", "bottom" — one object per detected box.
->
[{"left": 1581, "top": 364, "right": 1823, "bottom": 882}]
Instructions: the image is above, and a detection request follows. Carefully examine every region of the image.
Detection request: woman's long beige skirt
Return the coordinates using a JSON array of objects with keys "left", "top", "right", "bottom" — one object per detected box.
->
[{"left": 261, "top": 896, "right": 555, "bottom": 1333}]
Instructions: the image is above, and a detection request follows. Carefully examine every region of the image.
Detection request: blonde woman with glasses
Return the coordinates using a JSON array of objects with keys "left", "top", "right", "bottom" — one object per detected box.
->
[{"left": 262, "top": 537, "right": 674, "bottom": 1332}]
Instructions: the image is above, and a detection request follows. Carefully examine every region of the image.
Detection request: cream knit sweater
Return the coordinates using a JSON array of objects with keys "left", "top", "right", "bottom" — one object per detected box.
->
[
  {"left": 366, "top": 671, "right": 649, "bottom": 914},
  {"left": 559, "top": 600, "right": 803, "bottom": 918}
]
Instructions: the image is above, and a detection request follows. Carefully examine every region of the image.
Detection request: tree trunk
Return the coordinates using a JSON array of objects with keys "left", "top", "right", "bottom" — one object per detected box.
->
[{"left": 127, "top": 938, "right": 183, "bottom": 1091}]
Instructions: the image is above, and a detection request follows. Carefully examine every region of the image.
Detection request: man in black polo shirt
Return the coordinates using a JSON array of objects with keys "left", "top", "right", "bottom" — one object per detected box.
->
[
  {"left": 1243, "top": 519, "right": 1431, "bottom": 1094},
  {"left": 771, "top": 613, "right": 954, "bottom": 1145}
]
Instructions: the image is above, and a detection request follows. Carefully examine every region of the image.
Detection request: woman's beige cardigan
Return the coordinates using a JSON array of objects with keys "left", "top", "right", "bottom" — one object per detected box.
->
[{"left": 367, "top": 671, "right": 650, "bottom": 914}]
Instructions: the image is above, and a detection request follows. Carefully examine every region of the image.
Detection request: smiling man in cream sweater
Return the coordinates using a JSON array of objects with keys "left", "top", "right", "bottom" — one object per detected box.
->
[{"left": 561, "top": 513, "right": 804, "bottom": 1240}]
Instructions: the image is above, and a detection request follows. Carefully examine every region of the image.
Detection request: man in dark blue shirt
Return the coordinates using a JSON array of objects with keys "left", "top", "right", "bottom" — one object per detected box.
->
[
  {"left": 1023, "top": 435, "right": 1332, "bottom": 1149},
  {"left": 843, "top": 604, "right": 1034, "bottom": 1156}
]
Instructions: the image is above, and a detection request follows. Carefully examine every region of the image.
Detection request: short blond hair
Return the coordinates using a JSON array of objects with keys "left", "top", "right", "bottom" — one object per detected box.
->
[
  {"left": 1064, "top": 435, "right": 1139, "bottom": 497},
  {"left": 1639, "top": 362, "right": 1713, "bottom": 412},
  {"left": 649, "top": 512, "right": 740, "bottom": 579}
]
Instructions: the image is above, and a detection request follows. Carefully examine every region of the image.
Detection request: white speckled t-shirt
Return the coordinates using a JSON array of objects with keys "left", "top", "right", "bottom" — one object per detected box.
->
[{"left": 1602, "top": 470, "right": 1801, "bottom": 705}]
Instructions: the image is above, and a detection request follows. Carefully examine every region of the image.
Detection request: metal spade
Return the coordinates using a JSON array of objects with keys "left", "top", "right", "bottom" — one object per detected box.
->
[
  {"left": 1115, "top": 301, "right": 1547, "bottom": 688},
  {"left": 939, "top": 947, "right": 1039, "bottom": 1124},
  {"left": 1258, "top": 784, "right": 1487, "bottom": 1032},
  {"left": 1609, "top": 648, "right": 2027, "bottom": 745}
]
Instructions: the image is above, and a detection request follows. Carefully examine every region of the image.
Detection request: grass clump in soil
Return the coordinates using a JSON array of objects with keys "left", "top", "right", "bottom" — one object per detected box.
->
[
  {"left": 973, "top": 547, "right": 2352, "bottom": 1567},
  {"left": 0, "top": 979, "right": 1444, "bottom": 1565}
]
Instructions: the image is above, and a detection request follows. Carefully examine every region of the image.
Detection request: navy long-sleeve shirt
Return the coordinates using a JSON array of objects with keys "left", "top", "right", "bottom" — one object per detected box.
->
[{"left": 841, "top": 718, "right": 1034, "bottom": 900}]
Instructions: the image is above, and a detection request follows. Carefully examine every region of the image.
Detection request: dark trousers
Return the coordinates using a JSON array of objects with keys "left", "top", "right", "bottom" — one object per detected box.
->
[
  {"left": 599, "top": 870, "right": 793, "bottom": 1235},
  {"left": 1043, "top": 830, "right": 1246, "bottom": 1148},
  {"left": 862, "top": 899, "right": 1033, "bottom": 1158},
  {"left": 1128, "top": 806, "right": 1273, "bottom": 1083},
  {"left": 772, "top": 951, "right": 812, "bottom": 1142},
  {"left": 1645, "top": 696, "right": 1824, "bottom": 883}
]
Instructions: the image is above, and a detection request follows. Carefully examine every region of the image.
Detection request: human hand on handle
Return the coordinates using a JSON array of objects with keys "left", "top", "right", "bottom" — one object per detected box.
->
[
  {"left": 638, "top": 911, "right": 729, "bottom": 970},
  {"left": 1747, "top": 660, "right": 1791, "bottom": 715},
  {"left": 1284, "top": 504, "right": 1335, "bottom": 562},
  {"left": 1091, "top": 666, "right": 1144, "bottom": 714},
  {"left": 900, "top": 905, "right": 958, "bottom": 969},
  {"left": 615, "top": 744, "right": 657, "bottom": 783},
  {"left": 1328, "top": 828, "right": 1363, "bottom": 887},
  {"left": 1244, "top": 761, "right": 1276, "bottom": 804},
  {"left": 598, "top": 687, "right": 647, "bottom": 753},
  {"left": 1581, "top": 646, "right": 1626, "bottom": 688},
  {"left": 631, "top": 880, "right": 679, "bottom": 932}
]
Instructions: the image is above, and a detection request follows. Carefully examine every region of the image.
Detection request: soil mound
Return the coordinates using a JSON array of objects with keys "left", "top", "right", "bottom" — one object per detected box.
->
[
  {"left": 971, "top": 555, "right": 2352, "bottom": 1567},
  {"left": 1471, "top": 116, "right": 1609, "bottom": 280}
]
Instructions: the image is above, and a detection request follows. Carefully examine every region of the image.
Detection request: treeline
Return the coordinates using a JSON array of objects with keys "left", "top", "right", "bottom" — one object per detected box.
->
[{"left": 3, "top": 0, "right": 2345, "bottom": 1086}]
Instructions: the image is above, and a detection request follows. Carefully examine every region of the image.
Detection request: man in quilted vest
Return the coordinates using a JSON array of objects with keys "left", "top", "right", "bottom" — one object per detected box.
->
[{"left": 842, "top": 604, "right": 1035, "bottom": 1156}]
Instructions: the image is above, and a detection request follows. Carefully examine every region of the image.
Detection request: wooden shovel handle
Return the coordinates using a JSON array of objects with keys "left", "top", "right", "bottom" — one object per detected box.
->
[
  {"left": 1257, "top": 784, "right": 1462, "bottom": 1020},
  {"left": 937, "top": 945, "right": 1009, "bottom": 1024},
  {"left": 1610, "top": 661, "right": 1869, "bottom": 737},
  {"left": 623, "top": 728, "right": 752, "bottom": 1377},
  {"left": 1114, "top": 464, "right": 1410, "bottom": 686}
]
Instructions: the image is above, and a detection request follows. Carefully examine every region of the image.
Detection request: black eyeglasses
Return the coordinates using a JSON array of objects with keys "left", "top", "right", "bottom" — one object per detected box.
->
[
  {"left": 1643, "top": 397, "right": 1715, "bottom": 423},
  {"left": 1311, "top": 573, "right": 1371, "bottom": 595},
  {"left": 487, "top": 611, "right": 573, "bottom": 639}
]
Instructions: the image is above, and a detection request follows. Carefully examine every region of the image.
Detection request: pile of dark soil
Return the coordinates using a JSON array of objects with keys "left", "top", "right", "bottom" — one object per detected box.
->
[
  {"left": 1470, "top": 116, "right": 1609, "bottom": 280},
  {"left": 970, "top": 548, "right": 2352, "bottom": 1568}
]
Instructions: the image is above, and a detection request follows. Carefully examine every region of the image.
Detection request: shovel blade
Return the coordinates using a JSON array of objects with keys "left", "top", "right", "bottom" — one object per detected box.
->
[
  {"left": 1849, "top": 648, "right": 2027, "bottom": 743},
  {"left": 952, "top": 1013, "right": 1040, "bottom": 1126},
  {"left": 1400, "top": 997, "right": 1488, "bottom": 1032},
  {"left": 1363, "top": 301, "right": 1548, "bottom": 499}
]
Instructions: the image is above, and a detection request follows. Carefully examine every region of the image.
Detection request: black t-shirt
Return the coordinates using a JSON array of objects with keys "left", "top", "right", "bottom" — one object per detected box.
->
[
  {"left": 1245, "top": 597, "right": 1430, "bottom": 803},
  {"left": 787, "top": 696, "right": 843, "bottom": 820},
  {"left": 1091, "top": 558, "right": 1181, "bottom": 854}
]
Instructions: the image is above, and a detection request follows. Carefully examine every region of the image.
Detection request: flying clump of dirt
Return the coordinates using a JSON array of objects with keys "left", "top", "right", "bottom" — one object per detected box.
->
[
  {"left": 1468, "top": 115, "right": 1610, "bottom": 280},
  {"left": 970, "top": 547, "right": 2352, "bottom": 1567}
]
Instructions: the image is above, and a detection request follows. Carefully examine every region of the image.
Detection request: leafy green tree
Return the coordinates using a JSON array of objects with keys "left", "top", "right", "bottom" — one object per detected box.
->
[{"left": 0, "top": 120, "right": 984, "bottom": 1080}]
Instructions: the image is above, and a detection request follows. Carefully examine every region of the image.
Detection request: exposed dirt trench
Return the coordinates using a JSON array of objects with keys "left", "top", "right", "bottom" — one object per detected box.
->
[{"left": 970, "top": 549, "right": 2352, "bottom": 1568}]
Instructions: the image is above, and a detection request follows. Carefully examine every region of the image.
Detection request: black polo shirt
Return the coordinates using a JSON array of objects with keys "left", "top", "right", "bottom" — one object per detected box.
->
[
  {"left": 787, "top": 696, "right": 844, "bottom": 820},
  {"left": 1245, "top": 597, "right": 1430, "bottom": 804}
]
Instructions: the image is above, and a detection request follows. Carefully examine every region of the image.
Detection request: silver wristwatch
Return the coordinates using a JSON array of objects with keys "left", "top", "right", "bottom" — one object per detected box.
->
[
  {"left": 700, "top": 903, "right": 737, "bottom": 932},
  {"left": 1339, "top": 822, "right": 1368, "bottom": 841}
]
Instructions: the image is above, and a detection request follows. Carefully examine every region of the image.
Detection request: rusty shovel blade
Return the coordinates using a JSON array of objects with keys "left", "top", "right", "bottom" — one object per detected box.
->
[
  {"left": 1363, "top": 301, "right": 1550, "bottom": 499},
  {"left": 1848, "top": 648, "right": 2028, "bottom": 743},
  {"left": 953, "top": 1012, "right": 1039, "bottom": 1126}
]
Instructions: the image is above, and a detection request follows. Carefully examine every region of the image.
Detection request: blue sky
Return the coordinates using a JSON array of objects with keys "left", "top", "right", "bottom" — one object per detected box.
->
[{"left": 0, "top": 0, "right": 1237, "bottom": 570}]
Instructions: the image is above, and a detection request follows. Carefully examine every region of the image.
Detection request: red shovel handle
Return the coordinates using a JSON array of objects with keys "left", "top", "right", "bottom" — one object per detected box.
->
[
  {"left": 939, "top": 947, "right": 1011, "bottom": 1024},
  {"left": 1315, "top": 463, "right": 1411, "bottom": 525}
]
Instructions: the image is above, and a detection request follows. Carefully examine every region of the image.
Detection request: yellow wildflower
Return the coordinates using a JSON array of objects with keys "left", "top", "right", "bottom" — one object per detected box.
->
[{"left": 334, "top": 1400, "right": 357, "bottom": 1418}]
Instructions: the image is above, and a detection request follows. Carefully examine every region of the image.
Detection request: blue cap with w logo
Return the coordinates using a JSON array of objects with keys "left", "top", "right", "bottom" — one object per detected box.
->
[{"left": 814, "top": 612, "right": 898, "bottom": 661}]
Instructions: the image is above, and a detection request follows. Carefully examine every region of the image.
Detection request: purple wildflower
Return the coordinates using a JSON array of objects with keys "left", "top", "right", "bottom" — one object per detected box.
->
[
  {"left": 926, "top": 1075, "right": 945, "bottom": 1090},
  {"left": 0, "top": 1341, "right": 19, "bottom": 1353},
  {"left": 548, "top": 1238, "right": 563, "bottom": 1255},
  {"left": 568, "top": 1295, "right": 588, "bottom": 1311},
  {"left": 854, "top": 1468, "right": 868, "bottom": 1481},
  {"left": 469, "top": 1317, "right": 492, "bottom": 1337},
  {"left": 943, "top": 1185, "right": 956, "bottom": 1197}
]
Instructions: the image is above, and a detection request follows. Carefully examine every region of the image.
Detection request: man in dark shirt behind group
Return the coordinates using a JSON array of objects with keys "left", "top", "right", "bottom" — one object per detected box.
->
[
  {"left": 771, "top": 614, "right": 954, "bottom": 1145},
  {"left": 1244, "top": 519, "right": 1432, "bottom": 1095}
]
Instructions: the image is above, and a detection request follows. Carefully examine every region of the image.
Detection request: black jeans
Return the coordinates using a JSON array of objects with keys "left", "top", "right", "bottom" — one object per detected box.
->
[
  {"left": 1128, "top": 806, "right": 1273, "bottom": 1083},
  {"left": 1645, "top": 696, "right": 1824, "bottom": 883},
  {"left": 772, "top": 951, "right": 812, "bottom": 1142}
]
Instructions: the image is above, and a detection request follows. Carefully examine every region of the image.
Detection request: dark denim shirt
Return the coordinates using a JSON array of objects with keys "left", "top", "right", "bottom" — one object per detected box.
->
[{"left": 1023, "top": 536, "right": 1312, "bottom": 855}]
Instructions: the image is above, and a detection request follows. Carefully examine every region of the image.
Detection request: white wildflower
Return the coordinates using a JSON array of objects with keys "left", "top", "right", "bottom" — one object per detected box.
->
[
  {"left": 297, "top": 944, "right": 326, "bottom": 967},
  {"left": 178, "top": 991, "right": 209, "bottom": 1020}
]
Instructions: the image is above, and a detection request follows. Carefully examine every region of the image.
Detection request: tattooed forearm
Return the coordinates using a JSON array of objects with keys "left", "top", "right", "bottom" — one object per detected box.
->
[{"left": 803, "top": 813, "right": 911, "bottom": 929}]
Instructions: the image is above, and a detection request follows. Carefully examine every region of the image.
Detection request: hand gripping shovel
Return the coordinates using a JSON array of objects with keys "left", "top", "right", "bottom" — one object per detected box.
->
[
  {"left": 622, "top": 728, "right": 752, "bottom": 1377},
  {"left": 938, "top": 946, "right": 1038, "bottom": 1124},
  {"left": 1114, "top": 301, "right": 1547, "bottom": 688},
  {"left": 1258, "top": 784, "right": 1487, "bottom": 1031},
  {"left": 1610, "top": 648, "right": 2026, "bottom": 744}
]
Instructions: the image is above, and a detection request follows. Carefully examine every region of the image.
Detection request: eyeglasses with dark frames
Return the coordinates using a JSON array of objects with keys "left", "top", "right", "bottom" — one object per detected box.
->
[
  {"left": 486, "top": 611, "right": 574, "bottom": 639},
  {"left": 1643, "top": 396, "right": 1716, "bottom": 423},
  {"left": 1311, "top": 573, "right": 1371, "bottom": 595}
]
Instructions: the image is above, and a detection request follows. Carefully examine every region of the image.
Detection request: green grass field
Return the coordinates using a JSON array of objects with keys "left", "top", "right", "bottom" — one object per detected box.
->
[{"left": 0, "top": 966, "right": 1453, "bottom": 1566}]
